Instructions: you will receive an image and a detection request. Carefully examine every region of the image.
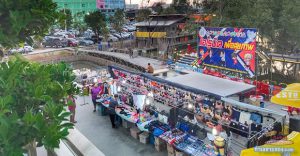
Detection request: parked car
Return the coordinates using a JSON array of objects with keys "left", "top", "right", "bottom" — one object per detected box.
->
[
  {"left": 121, "top": 32, "right": 130, "bottom": 39},
  {"left": 42, "top": 37, "right": 68, "bottom": 48},
  {"left": 90, "top": 35, "right": 104, "bottom": 44},
  {"left": 107, "top": 35, "right": 119, "bottom": 42},
  {"left": 67, "top": 38, "right": 78, "bottom": 47},
  {"left": 18, "top": 46, "right": 34, "bottom": 53},
  {"left": 78, "top": 38, "right": 94, "bottom": 46},
  {"left": 112, "top": 33, "right": 122, "bottom": 39}
]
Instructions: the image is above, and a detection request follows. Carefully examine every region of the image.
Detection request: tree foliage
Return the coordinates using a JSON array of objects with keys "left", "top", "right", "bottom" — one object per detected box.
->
[
  {"left": 201, "top": 0, "right": 300, "bottom": 54},
  {"left": 110, "top": 9, "right": 126, "bottom": 47},
  {"left": 0, "top": 56, "right": 79, "bottom": 155},
  {"left": 73, "top": 12, "right": 87, "bottom": 35},
  {"left": 136, "top": 9, "right": 152, "bottom": 22},
  {"left": 84, "top": 11, "right": 106, "bottom": 42},
  {"left": 57, "top": 9, "right": 73, "bottom": 30},
  {"left": 0, "top": 0, "right": 58, "bottom": 48}
]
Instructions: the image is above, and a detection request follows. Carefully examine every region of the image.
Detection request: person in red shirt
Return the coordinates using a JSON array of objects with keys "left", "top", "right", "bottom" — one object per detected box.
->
[{"left": 67, "top": 95, "right": 77, "bottom": 123}]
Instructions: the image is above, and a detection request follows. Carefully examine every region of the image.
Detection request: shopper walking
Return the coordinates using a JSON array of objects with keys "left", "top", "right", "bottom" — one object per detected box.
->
[
  {"left": 67, "top": 95, "right": 77, "bottom": 123},
  {"left": 91, "top": 83, "right": 102, "bottom": 112},
  {"left": 108, "top": 94, "right": 119, "bottom": 128}
]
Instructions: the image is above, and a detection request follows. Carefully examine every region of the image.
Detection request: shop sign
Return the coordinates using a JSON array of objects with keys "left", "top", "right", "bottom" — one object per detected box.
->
[
  {"left": 197, "top": 27, "right": 257, "bottom": 77},
  {"left": 254, "top": 147, "right": 294, "bottom": 156},
  {"left": 275, "top": 90, "right": 300, "bottom": 100}
]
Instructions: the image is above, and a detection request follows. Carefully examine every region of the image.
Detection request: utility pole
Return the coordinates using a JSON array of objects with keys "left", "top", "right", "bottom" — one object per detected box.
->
[{"left": 64, "top": 4, "right": 67, "bottom": 31}]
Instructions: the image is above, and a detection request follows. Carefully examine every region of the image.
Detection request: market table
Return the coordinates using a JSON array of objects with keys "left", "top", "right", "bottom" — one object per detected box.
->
[{"left": 115, "top": 105, "right": 139, "bottom": 123}]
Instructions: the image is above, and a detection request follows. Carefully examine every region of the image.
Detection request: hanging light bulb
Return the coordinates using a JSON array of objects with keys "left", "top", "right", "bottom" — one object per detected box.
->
[
  {"left": 212, "top": 127, "right": 218, "bottom": 136},
  {"left": 146, "top": 98, "right": 150, "bottom": 105},
  {"left": 93, "top": 78, "right": 97, "bottom": 83},
  {"left": 187, "top": 103, "right": 193, "bottom": 109},
  {"left": 148, "top": 91, "right": 153, "bottom": 97},
  {"left": 117, "top": 86, "right": 121, "bottom": 92}
]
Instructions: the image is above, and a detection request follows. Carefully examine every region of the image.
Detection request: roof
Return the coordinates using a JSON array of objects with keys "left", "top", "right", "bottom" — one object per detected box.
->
[
  {"left": 166, "top": 72, "right": 255, "bottom": 97},
  {"left": 134, "top": 18, "right": 184, "bottom": 27}
]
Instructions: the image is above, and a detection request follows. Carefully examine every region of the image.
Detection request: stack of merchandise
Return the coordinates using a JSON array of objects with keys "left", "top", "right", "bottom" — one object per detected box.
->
[
  {"left": 160, "top": 129, "right": 187, "bottom": 145},
  {"left": 174, "top": 135, "right": 216, "bottom": 156}
]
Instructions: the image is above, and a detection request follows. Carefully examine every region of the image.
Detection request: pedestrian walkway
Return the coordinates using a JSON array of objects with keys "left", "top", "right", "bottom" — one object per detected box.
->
[
  {"left": 74, "top": 95, "right": 166, "bottom": 156},
  {"left": 79, "top": 49, "right": 167, "bottom": 71}
]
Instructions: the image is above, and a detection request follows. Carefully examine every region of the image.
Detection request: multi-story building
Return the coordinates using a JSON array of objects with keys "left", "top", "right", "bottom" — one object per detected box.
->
[
  {"left": 54, "top": 0, "right": 125, "bottom": 17},
  {"left": 97, "top": 0, "right": 125, "bottom": 16},
  {"left": 54, "top": 0, "right": 97, "bottom": 16}
]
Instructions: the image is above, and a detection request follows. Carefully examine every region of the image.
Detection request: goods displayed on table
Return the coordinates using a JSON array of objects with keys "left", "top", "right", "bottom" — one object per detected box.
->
[{"left": 89, "top": 66, "right": 285, "bottom": 156}]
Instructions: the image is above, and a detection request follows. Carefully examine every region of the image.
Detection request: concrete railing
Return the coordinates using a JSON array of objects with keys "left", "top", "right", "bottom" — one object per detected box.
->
[{"left": 63, "top": 128, "right": 105, "bottom": 156}]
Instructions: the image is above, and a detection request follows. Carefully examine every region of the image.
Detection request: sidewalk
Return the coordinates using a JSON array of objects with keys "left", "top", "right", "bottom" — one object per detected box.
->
[
  {"left": 74, "top": 95, "right": 166, "bottom": 156},
  {"left": 79, "top": 49, "right": 167, "bottom": 71}
]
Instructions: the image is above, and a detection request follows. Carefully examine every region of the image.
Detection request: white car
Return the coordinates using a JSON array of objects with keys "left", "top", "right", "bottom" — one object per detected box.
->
[
  {"left": 107, "top": 35, "right": 119, "bottom": 42},
  {"left": 18, "top": 46, "right": 34, "bottom": 53}
]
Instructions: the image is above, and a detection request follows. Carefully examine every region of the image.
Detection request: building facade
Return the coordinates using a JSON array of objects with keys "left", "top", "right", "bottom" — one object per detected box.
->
[
  {"left": 97, "top": 0, "right": 125, "bottom": 16},
  {"left": 54, "top": 0, "right": 125, "bottom": 17}
]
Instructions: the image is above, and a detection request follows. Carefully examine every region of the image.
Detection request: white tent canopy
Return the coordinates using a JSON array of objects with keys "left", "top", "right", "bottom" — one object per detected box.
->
[{"left": 166, "top": 72, "right": 255, "bottom": 97}]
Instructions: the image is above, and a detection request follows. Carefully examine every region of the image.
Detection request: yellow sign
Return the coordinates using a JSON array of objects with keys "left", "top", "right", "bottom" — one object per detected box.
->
[
  {"left": 241, "top": 131, "right": 300, "bottom": 156},
  {"left": 271, "top": 83, "right": 300, "bottom": 108},
  {"left": 135, "top": 31, "right": 167, "bottom": 38}
]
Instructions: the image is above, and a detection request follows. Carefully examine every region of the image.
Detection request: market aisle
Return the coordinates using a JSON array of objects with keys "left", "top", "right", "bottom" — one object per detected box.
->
[{"left": 74, "top": 95, "right": 167, "bottom": 156}]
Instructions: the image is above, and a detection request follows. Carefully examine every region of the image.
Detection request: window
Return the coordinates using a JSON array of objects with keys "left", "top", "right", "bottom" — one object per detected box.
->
[
  {"left": 100, "top": 5, "right": 104, "bottom": 8},
  {"left": 82, "top": 3, "right": 85, "bottom": 7}
]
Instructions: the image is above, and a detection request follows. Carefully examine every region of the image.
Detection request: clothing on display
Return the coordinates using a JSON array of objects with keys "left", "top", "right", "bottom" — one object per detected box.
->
[
  {"left": 239, "top": 111, "right": 252, "bottom": 125},
  {"left": 231, "top": 108, "right": 240, "bottom": 121},
  {"left": 133, "top": 95, "right": 146, "bottom": 110},
  {"left": 250, "top": 113, "right": 262, "bottom": 124}
]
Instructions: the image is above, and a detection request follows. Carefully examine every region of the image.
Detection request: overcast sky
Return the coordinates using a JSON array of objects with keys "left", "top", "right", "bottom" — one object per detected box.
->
[{"left": 125, "top": 0, "right": 173, "bottom": 6}]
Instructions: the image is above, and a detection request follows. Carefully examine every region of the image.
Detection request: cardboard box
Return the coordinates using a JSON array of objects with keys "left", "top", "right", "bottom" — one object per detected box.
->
[
  {"left": 175, "top": 150, "right": 185, "bottom": 156},
  {"left": 139, "top": 132, "right": 149, "bottom": 144},
  {"left": 167, "top": 143, "right": 175, "bottom": 152},
  {"left": 122, "top": 119, "right": 133, "bottom": 129},
  {"left": 155, "top": 143, "right": 166, "bottom": 152},
  {"left": 154, "top": 137, "right": 164, "bottom": 145},
  {"left": 130, "top": 127, "right": 141, "bottom": 139},
  {"left": 168, "top": 150, "right": 175, "bottom": 156}
]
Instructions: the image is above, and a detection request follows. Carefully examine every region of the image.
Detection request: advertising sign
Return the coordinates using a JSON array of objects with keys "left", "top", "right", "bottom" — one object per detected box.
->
[
  {"left": 96, "top": 0, "right": 105, "bottom": 9},
  {"left": 197, "top": 27, "right": 257, "bottom": 77}
]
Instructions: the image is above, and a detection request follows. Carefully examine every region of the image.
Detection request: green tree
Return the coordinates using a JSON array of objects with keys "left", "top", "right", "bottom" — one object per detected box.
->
[
  {"left": 84, "top": 11, "right": 106, "bottom": 43},
  {"left": 0, "top": 56, "right": 79, "bottom": 156},
  {"left": 110, "top": 9, "right": 126, "bottom": 47},
  {"left": 136, "top": 9, "right": 152, "bottom": 22},
  {"left": 152, "top": 2, "right": 164, "bottom": 15},
  {"left": 57, "top": 9, "right": 73, "bottom": 30},
  {"left": 0, "top": 0, "right": 58, "bottom": 48},
  {"left": 73, "top": 12, "right": 87, "bottom": 35},
  {"left": 161, "top": 6, "right": 177, "bottom": 15}
]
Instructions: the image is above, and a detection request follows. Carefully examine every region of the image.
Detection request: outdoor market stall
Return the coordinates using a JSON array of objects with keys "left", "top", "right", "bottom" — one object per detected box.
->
[{"left": 106, "top": 65, "right": 287, "bottom": 156}]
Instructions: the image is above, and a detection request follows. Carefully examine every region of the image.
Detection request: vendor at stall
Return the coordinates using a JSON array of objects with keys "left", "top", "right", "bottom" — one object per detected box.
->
[{"left": 108, "top": 94, "right": 119, "bottom": 128}]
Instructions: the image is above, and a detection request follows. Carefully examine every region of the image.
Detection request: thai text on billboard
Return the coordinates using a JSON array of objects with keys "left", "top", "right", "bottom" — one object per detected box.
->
[{"left": 197, "top": 27, "right": 257, "bottom": 77}]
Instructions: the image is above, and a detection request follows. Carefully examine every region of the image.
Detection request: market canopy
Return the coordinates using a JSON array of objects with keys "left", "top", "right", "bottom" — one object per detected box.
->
[
  {"left": 271, "top": 83, "right": 300, "bottom": 108},
  {"left": 166, "top": 73, "right": 255, "bottom": 97}
]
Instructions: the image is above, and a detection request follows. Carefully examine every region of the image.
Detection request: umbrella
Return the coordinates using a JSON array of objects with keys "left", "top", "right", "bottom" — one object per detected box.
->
[{"left": 271, "top": 83, "right": 300, "bottom": 108}]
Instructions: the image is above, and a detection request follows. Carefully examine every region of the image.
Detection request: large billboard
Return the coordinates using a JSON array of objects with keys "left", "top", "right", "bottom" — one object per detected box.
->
[{"left": 197, "top": 27, "right": 257, "bottom": 77}]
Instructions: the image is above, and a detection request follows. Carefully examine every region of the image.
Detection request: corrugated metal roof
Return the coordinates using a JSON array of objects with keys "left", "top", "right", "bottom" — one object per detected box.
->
[{"left": 134, "top": 18, "right": 184, "bottom": 27}]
